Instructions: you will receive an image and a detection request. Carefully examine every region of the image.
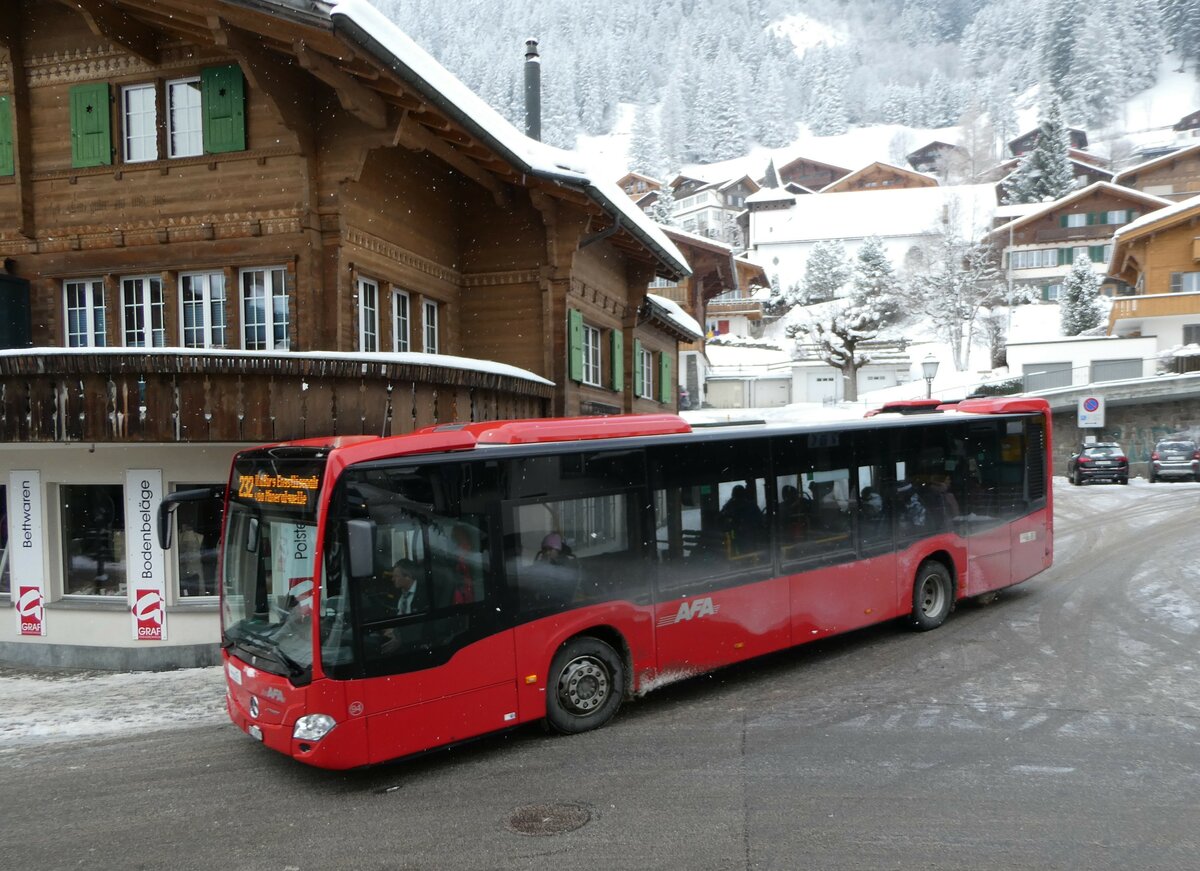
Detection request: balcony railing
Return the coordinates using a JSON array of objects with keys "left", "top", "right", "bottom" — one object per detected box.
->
[
  {"left": 0, "top": 349, "right": 552, "bottom": 443},
  {"left": 1108, "top": 292, "right": 1200, "bottom": 332}
]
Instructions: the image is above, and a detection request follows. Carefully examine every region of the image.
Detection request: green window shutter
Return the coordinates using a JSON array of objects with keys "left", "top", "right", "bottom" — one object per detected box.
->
[
  {"left": 1058, "top": 248, "right": 1070, "bottom": 267},
  {"left": 659, "top": 352, "right": 672, "bottom": 404},
  {"left": 568, "top": 309, "right": 583, "bottom": 382},
  {"left": 1085, "top": 212, "right": 1095, "bottom": 225},
  {"left": 202, "top": 65, "right": 246, "bottom": 154},
  {"left": 69, "top": 82, "right": 111, "bottom": 168},
  {"left": 634, "top": 339, "right": 643, "bottom": 396},
  {"left": 610, "top": 329, "right": 624, "bottom": 391},
  {"left": 1059, "top": 215, "right": 1068, "bottom": 229},
  {"left": 0, "top": 95, "right": 13, "bottom": 176},
  {"left": 1090, "top": 245, "right": 1104, "bottom": 261}
]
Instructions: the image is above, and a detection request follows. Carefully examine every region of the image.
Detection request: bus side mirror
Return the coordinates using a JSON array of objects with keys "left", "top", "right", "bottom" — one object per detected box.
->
[
  {"left": 157, "top": 485, "right": 226, "bottom": 550},
  {"left": 345, "top": 519, "right": 376, "bottom": 579}
]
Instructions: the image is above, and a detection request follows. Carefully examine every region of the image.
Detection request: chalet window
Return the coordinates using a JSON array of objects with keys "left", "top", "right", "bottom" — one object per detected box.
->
[
  {"left": 635, "top": 342, "right": 653, "bottom": 398},
  {"left": 240, "top": 267, "right": 289, "bottom": 351},
  {"left": 64, "top": 278, "right": 106, "bottom": 347},
  {"left": 180, "top": 271, "right": 227, "bottom": 348},
  {"left": 1063, "top": 213, "right": 1087, "bottom": 228},
  {"left": 121, "top": 276, "right": 166, "bottom": 347},
  {"left": 122, "top": 84, "right": 158, "bottom": 162},
  {"left": 70, "top": 66, "right": 244, "bottom": 168},
  {"left": 1072, "top": 246, "right": 1090, "bottom": 264},
  {"left": 581, "top": 323, "right": 601, "bottom": 386},
  {"left": 358, "top": 277, "right": 379, "bottom": 352},
  {"left": 1170, "top": 272, "right": 1200, "bottom": 294},
  {"left": 1183, "top": 324, "right": 1200, "bottom": 345},
  {"left": 1010, "top": 249, "right": 1058, "bottom": 270},
  {"left": 167, "top": 77, "right": 204, "bottom": 158},
  {"left": 1043, "top": 284, "right": 1062, "bottom": 301},
  {"left": 422, "top": 300, "right": 439, "bottom": 353},
  {"left": 392, "top": 289, "right": 410, "bottom": 352}
]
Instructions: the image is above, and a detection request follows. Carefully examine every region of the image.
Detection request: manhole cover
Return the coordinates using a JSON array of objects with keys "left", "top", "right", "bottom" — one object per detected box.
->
[{"left": 507, "top": 802, "right": 591, "bottom": 836}]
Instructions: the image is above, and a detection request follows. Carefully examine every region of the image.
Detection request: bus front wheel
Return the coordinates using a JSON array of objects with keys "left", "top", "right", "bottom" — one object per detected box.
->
[
  {"left": 910, "top": 561, "right": 954, "bottom": 631},
  {"left": 546, "top": 636, "right": 625, "bottom": 735}
]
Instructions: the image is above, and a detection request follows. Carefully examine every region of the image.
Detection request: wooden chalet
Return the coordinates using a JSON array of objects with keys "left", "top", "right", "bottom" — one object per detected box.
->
[
  {"left": 1107, "top": 196, "right": 1200, "bottom": 341},
  {"left": 820, "top": 161, "right": 938, "bottom": 193},
  {"left": 905, "top": 140, "right": 968, "bottom": 175},
  {"left": 992, "top": 156, "right": 1113, "bottom": 200},
  {"left": 0, "top": 0, "right": 692, "bottom": 668},
  {"left": 1113, "top": 143, "right": 1200, "bottom": 202},
  {"left": 772, "top": 156, "right": 849, "bottom": 191},
  {"left": 617, "top": 171, "right": 662, "bottom": 198},
  {"left": 1173, "top": 109, "right": 1200, "bottom": 133},
  {"left": 984, "top": 182, "right": 1171, "bottom": 301},
  {"left": 1008, "top": 126, "right": 1088, "bottom": 156}
]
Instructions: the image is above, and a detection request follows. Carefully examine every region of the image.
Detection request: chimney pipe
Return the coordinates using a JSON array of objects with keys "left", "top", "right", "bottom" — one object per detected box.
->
[{"left": 524, "top": 38, "right": 541, "bottom": 142}]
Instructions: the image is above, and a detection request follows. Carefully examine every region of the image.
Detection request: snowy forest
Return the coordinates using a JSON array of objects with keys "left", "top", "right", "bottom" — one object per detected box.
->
[{"left": 376, "top": 0, "right": 1200, "bottom": 175}]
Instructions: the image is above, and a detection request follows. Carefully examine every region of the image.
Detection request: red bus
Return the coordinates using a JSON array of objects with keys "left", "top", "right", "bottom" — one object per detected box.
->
[{"left": 160, "top": 397, "right": 1052, "bottom": 769}]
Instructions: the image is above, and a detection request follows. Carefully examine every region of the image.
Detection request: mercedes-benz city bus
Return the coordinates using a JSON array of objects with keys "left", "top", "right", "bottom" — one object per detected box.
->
[{"left": 160, "top": 397, "right": 1052, "bottom": 769}]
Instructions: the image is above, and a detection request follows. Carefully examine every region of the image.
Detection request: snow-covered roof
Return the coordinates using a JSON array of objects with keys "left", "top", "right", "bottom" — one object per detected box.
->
[
  {"left": 985, "top": 181, "right": 1173, "bottom": 241},
  {"left": 1112, "top": 192, "right": 1200, "bottom": 240},
  {"left": 645, "top": 293, "right": 703, "bottom": 339},
  {"left": 745, "top": 187, "right": 797, "bottom": 205},
  {"left": 329, "top": 0, "right": 689, "bottom": 278},
  {"left": 750, "top": 184, "right": 999, "bottom": 246},
  {"left": 1113, "top": 142, "right": 1200, "bottom": 181},
  {"left": 818, "top": 161, "right": 939, "bottom": 192},
  {"left": 0, "top": 346, "right": 556, "bottom": 386}
]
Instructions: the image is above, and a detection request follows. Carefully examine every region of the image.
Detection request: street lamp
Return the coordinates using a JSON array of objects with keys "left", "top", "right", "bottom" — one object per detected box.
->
[{"left": 921, "top": 354, "right": 939, "bottom": 399}]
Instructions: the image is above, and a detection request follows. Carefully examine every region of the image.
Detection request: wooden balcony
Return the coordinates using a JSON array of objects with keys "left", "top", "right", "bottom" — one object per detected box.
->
[
  {"left": 1108, "top": 292, "right": 1200, "bottom": 332},
  {"left": 0, "top": 349, "right": 552, "bottom": 443}
]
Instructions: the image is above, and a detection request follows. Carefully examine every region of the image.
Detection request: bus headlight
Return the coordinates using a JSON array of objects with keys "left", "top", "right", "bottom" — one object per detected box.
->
[{"left": 293, "top": 713, "right": 337, "bottom": 742}]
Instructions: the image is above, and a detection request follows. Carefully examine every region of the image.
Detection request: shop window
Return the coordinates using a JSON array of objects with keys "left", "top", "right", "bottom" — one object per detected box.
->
[
  {"left": 61, "top": 484, "right": 126, "bottom": 597},
  {"left": 174, "top": 485, "right": 222, "bottom": 598},
  {"left": 0, "top": 483, "right": 9, "bottom": 596}
]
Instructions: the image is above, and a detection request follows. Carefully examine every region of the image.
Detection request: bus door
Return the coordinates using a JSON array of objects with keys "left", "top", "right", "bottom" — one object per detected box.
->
[
  {"left": 342, "top": 460, "right": 517, "bottom": 763},
  {"left": 960, "top": 420, "right": 1016, "bottom": 595},
  {"left": 773, "top": 433, "right": 867, "bottom": 636},
  {"left": 648, "top": 441, "right": 785, "bottom": 675},
  {"left": 501, "top": 448, "right": 655, "bottom": 712}
]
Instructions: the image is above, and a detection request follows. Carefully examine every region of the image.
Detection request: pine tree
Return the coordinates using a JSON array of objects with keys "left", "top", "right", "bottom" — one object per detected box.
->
[
  {"left": 1060, "top": 256, "right": 1103, "bottom": 336},
  {"left": 648, "top": 183, "right": 675, "bottom": 226},
  {"left": 802, "top": 241, "right": 852, "bottom": 304},
  {"left": 852, "top": 237, "right": 903, "bottom": 327},
  {"left": 1039, "top": 0, "right": 1082, "bottom": 106},
  {"left": 628, "top": 107, "right": 666, "bottom": 179},
  {"left": 807, "top": 48, "right": 849, "bottom": 137},
  {"left": 1003, "top": 99, "right": 1076, "bottom": 204}
]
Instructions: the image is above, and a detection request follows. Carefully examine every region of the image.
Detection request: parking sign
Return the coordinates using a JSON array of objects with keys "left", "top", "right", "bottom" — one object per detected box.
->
[{"left": 1078, "top": 395, "right": 1105, "bottom": 428}]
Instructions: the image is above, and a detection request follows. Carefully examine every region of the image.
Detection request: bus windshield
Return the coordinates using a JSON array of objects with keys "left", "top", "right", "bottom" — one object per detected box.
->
[{"left": 221, "top": 452, "right": 326, "bottom": 682}]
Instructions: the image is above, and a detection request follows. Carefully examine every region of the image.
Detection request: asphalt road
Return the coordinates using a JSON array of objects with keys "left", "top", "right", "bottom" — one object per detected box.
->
[{"left": 4, "top": 480, "right": 1199, "bottom": 871}]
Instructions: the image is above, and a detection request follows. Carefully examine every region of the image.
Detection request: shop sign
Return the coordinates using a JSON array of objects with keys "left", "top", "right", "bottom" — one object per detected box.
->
[
  {"left": 126, "top": 470, "right": 166, "bottom": 642},
  {"left": 9, "top": 471, "right": 46, "bottom": 636}
]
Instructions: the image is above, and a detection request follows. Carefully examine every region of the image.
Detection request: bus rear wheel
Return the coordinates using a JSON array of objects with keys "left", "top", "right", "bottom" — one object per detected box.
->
[
  {"left": 546, "top": 636, "right": 624, "bottom": 735},
  {"left": 910, "top": 561, "right": 954, "bottom": 631}
]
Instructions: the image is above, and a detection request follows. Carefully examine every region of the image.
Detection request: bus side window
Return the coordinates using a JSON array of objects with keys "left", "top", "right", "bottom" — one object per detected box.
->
[
  {"left": 773, "top": 434, "right": 854, "bottom": 566},
  {"left": 650, "top": 441, "right": 770, "bottom": 598}
]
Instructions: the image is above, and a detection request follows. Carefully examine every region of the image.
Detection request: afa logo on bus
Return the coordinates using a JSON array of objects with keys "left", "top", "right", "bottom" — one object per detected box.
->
[{"left": 658, "top": 596, "right": 720, "bottom": 627}]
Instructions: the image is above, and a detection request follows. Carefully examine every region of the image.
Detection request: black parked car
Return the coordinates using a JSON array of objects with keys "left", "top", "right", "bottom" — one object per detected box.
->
[
  {"left": 1067, "top": 442, "right": 1129, "bottom": 485},
  {"left": 1148, "top": 439, "right": 1200, "bottom": 483}
]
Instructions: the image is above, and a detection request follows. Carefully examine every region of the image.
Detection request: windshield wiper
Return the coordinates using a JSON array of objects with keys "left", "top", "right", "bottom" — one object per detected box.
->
[{"left": 230, "top": 630, "right": 310, "bottom": 680}]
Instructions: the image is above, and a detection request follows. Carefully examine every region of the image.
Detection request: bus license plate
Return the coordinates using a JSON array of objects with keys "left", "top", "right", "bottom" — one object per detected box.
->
[
  {"left": 227, "top": 662, "right": 243, "bottom": 685},
  {"left": 248, "top": 724, "right": 264, "bottom": 741}
]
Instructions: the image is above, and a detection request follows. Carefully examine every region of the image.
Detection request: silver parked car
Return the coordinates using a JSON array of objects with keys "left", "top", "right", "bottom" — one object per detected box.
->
[{"left": 1148, "top": 439, "right": 1200, "bottom": 483}]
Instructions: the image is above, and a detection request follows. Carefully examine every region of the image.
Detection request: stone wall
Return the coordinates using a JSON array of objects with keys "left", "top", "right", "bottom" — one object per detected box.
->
[{"left": 1051, "top": 399, "right": 1200, "bottom": 478}]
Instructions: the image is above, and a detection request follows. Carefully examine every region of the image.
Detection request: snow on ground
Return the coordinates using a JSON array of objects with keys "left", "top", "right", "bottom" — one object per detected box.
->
[
  {"left": 767, "top": 13, "right": 848, "bottom": 57},
  {"left": 0, "top": 666, "right": 226, "bottom": 750}
]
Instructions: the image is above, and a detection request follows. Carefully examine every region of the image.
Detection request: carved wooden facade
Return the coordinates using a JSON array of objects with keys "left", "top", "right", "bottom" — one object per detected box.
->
[
  {"left": 1114, "top": 144, "right": 1200, "bottom": 203},
  {"left": 0, "top": 0, "right": 691, "bottom": 444},
  {"left": 821, "top": 162, "right": 938, "bottom": 193}
]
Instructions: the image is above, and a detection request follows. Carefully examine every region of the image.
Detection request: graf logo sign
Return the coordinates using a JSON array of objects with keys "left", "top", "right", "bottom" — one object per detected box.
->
[
  {"left": 133, "top": 589, "right": 164, "bottom": 640},
  {"left": 17, "top": 586, "right": 45, "bottom": 636},
  {"left": 657, "top": 596, "right": 720, "bottom": 627}
]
